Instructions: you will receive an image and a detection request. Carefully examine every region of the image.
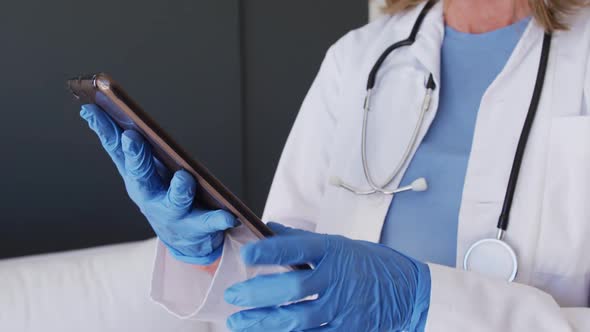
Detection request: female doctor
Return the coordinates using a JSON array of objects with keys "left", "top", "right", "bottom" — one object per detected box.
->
[{"left": 80, "top": 0, "right": 590, "bottom": 330}]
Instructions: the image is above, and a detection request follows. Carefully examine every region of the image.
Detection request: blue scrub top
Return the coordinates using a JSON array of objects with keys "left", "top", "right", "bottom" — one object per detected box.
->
[{"left": 380, "top": 17, "right": 531, "bottom": 267}]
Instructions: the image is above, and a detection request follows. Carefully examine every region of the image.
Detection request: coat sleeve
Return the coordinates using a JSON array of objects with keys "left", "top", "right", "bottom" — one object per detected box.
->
[
  {"left": 149, "top": 45, "right": 343, "bottom": 322},
  {"left": 425, "top": 264, "right": 590, "bottom": 331}
]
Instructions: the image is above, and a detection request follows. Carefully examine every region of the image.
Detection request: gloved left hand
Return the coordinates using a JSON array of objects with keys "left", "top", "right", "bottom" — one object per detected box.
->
[
  {"left": 80, "top": 104, "right": 238, "bottom": 266},
  {"left": 224, "top": 223, "right": 431, "bottom": 332}
]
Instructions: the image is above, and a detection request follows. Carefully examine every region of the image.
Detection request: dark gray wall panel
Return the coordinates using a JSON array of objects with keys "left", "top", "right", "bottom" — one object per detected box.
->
[
  {"left": 0, "top": 0, "right": 242, "bottom": 258},
  {"left": 241, "top": 1, "right": 368, "bottom": 214},
  {"left": 0, "top": 1, "right": 367, "bottom": 258}
]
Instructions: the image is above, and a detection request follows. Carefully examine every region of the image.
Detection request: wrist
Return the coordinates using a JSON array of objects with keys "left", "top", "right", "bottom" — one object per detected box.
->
[
  {"left": 196, "top": 257, "right": 221, "bottom": 275},
  {"left": 161, "top": 237, "right": 225, "bottom": 265}
]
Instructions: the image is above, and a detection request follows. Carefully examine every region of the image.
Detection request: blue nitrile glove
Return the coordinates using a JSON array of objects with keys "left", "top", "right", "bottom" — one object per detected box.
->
[
  {"left": 224, "top": 223, "right": 431, "bottom": 332},
  {"left": 80, "top": 104, "right": 238, "bottom": 265}
]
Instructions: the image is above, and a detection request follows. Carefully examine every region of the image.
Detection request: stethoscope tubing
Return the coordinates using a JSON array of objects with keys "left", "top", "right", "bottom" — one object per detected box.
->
[
  {"left": 496, "top": 32, "right": 552, "bottom": 235},
  {"left": 345, "top": 0, "right": 553, "bottom": 235},
  {"left": 360, "top": 77, "right": 435, "bottom": 193},
  {"left": 333, "top": 0, "right": 553, "bottom": 283},
  {"left": 343, "top": 0, "right": 438, "bottom": 195}
]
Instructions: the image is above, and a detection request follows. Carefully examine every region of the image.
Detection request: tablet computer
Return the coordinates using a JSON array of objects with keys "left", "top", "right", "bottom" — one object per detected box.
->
[{"left": 68, "top": 73, "right": 309, "bottom": 270}]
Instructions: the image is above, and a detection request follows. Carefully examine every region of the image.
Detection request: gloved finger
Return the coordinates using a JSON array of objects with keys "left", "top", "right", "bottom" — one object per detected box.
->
[
  {"left": 121, "top": 130, "right": 164, "bottom": 197},
  {"left": 150, "top": 209, "right": 236, "bottom": 246},
  {"left": 80, "top": 104, "right": 125, "bottom": 175},
  {"left": 164, "top": 170, "right": 196, "bottom": 214},
  {"left": 240, "top": 233, "right": 326, "bottom": 266},
  {"left": 267, "top": 222, "right": 312, "bottom": 236},
  {"left": 224, "top": 269, "right": 325, "bottom": 307},
  {"left": 188, "top": 209, "right": 238, "bottom": 233},
  {"left": 226, "top": 299, "right": 332, "bottom": 332},
  {"left": 153, "top": 209, "right": 237, "bottom": 257}
]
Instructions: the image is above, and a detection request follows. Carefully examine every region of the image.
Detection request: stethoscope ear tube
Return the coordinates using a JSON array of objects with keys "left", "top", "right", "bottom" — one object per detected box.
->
[
  {"left": 359, "top": 75, "right": 435, "bottom": 194},
  {"left": 334, "top": 1, "right": 440, "bottom": 196}
]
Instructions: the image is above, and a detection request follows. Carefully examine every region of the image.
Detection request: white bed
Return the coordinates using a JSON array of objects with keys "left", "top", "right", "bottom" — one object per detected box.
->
[{"left": 0, "top": 239, "right": 213, "bottom": 332}]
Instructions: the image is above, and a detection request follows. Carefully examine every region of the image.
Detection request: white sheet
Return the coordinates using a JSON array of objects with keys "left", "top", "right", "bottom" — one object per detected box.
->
[{"left": 0, "top": 239, "right": 212, "bottom": 332}]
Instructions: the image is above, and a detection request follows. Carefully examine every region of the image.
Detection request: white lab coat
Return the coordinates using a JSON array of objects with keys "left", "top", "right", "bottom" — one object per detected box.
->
[{"left": 150, "top": 2, "right": 590, "bottom": 330}]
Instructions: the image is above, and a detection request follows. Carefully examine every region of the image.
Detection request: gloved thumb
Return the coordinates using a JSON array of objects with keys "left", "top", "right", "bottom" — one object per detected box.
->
[{"left": 241, "top": 226, "right": 324, "bottom": 266}]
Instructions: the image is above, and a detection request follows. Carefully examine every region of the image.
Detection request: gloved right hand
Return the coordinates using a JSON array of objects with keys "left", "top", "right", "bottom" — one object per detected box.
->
[{"left": 80, "top": 104, "right": 238, "bottom": 265}]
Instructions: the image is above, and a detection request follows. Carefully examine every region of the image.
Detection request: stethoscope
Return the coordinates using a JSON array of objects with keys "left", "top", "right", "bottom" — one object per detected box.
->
[{"left": 331, "top": 0, "right": 552, "bottom": 282}]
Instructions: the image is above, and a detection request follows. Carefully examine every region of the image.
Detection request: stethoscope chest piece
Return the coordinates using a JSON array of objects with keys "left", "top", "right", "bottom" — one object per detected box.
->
[
  {"left": 328, "top": 0, "right": 551, "bottom": 283},
  {"left": 463, "top": 238, "right": 518, "bottom": 282}
]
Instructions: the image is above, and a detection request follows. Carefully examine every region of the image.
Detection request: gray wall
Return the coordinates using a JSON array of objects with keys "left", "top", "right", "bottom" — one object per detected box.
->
[
  {"left": 242, "top": 1, "right": 368, "bottom": 213},
  {"left": 0, "top": 1, "right": 367, "bottom": 259}
]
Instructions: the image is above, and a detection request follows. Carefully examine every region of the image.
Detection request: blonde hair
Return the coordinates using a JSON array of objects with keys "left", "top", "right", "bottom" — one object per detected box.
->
[{"left": 383, "top": 0, "right": 589, "bottom": 31}]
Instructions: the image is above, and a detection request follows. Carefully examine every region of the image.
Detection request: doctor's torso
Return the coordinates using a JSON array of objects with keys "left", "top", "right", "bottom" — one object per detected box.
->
[{"left": 265, "top": 4, "right": 590, "bottom": 308}]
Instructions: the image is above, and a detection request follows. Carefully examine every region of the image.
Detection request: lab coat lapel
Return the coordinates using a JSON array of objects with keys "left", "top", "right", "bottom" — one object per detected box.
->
[
  {"left": 317, "top": 3, "right": 444, "bottom": 243},
  {"left": 456, "top": 22, "right": 553, "bottom": 280}
]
